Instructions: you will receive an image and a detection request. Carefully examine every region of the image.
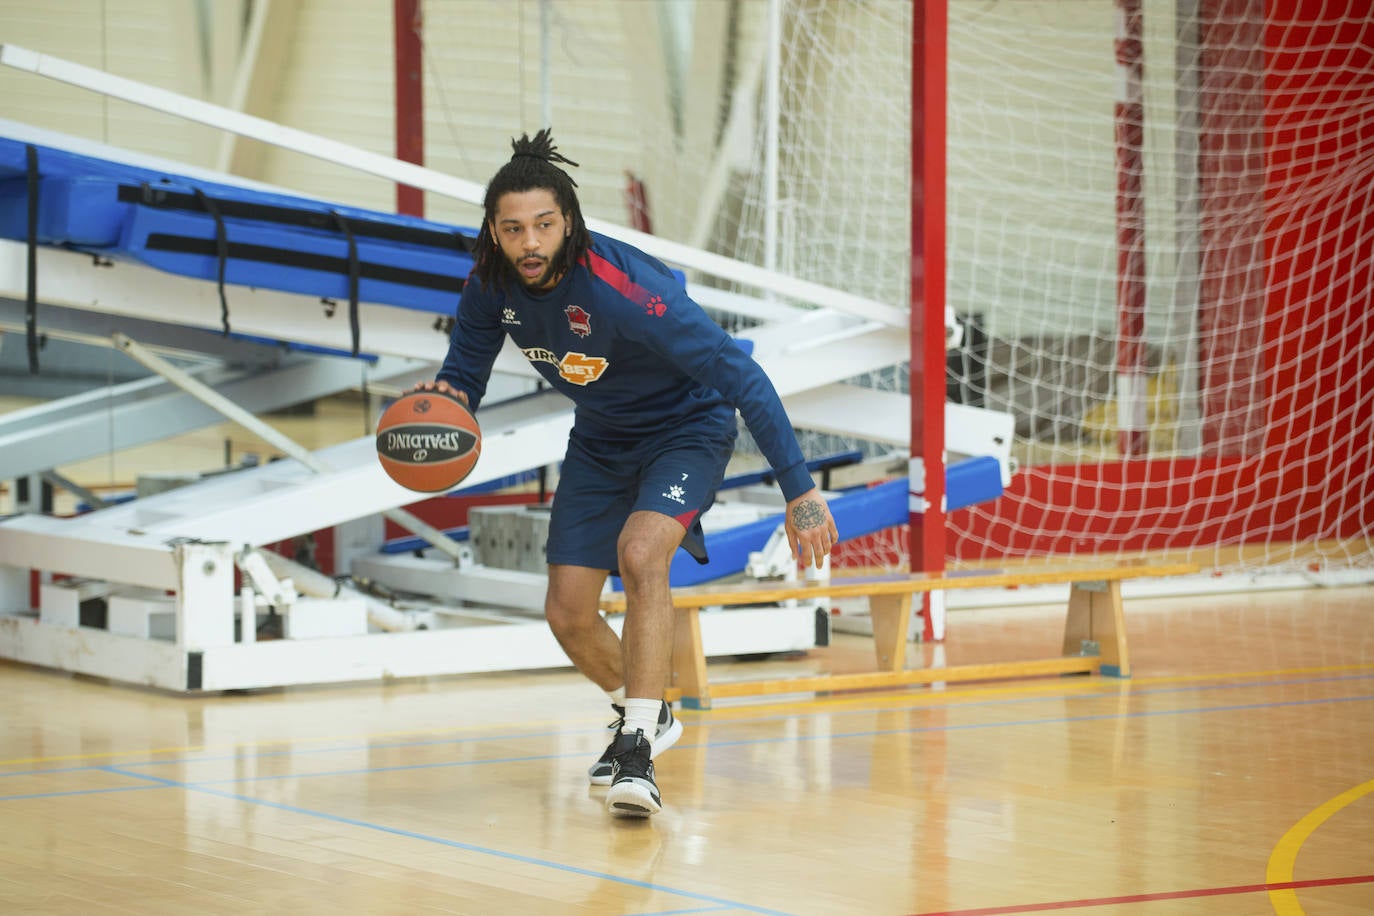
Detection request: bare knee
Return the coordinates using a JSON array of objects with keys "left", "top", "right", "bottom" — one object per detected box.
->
[
  {"left": 544, "top": 565, "right": 609, "bottom": 641},
  {"left": 544, "top": 593, "right": 602, "bottom": 641},
  {"left": 616, "top": 536, "right": 672, "bottom": 592}
]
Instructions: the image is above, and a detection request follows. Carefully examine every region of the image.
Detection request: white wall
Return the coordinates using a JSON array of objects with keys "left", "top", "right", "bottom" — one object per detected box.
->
[{"left": 0, "top": 0, "right": 225, "bottom": 167}]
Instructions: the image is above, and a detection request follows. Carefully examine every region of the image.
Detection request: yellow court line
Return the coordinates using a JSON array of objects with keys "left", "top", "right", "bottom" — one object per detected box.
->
[
  {"left": 3, "top": 662, "right": 1371, "bottom": 767},
  {"left": 1266, "top": 777, "right": 1374, "bottom": 915}
]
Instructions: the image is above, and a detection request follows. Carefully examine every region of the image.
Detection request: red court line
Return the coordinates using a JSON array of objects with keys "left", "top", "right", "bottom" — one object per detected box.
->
[{"left": 910, "top": 874, "right": 1374, "bottom": 915}]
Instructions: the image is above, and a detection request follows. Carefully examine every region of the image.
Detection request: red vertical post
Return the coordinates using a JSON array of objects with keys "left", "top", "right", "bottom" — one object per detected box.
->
[
  {"left": 394, "top": 0, "right": 424, "bottom": 217},
  {"left": 1115, "top": 0, "right": 1148, "bottom": 456},
  {"left": 911, "top": 0, "right": 948, "bottom": 641},
  {"left": 624, "top": 171, "right": 653, "bottom": 233}
]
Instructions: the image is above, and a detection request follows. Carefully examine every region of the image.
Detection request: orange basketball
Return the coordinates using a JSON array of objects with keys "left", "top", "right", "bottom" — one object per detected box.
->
[{"left": 375, "top": 390, "right": 481, "bottom": 493}]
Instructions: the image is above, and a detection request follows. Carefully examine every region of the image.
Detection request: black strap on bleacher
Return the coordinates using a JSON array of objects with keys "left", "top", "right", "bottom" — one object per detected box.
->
[
  {"left": 329, "top": 210, "right": 362, "bottom": 356},
  {"left": 116, "top": 184, "right": 478, "bottom": 253},
  {"left": 121, "top": 184, "right": 473, "bottom": 320},
  {"left": 191, "top": 187, "right": 232, "bottom": 335},
  {"left": 140, "top": 234, "right": 464, "bottom": 296},
  {"left": 24, "top": 144, "right": 40, "bottom": 373}
]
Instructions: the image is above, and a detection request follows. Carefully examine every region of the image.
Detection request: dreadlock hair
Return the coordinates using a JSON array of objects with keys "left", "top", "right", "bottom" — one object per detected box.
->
[{"left": 472, "top": 128, "right": 592, "bottom": 294}]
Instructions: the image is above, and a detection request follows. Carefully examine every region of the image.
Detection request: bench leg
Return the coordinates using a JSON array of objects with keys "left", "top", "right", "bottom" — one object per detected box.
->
[
  {"left": 1062, "top": 580, "right": 1131, "bottom": 677},
  {"left": 672, "top": 607, "right": 712, "bottom": 709},
  {"left": 869, "top": 593, "right": 913, "bottom": 672}
]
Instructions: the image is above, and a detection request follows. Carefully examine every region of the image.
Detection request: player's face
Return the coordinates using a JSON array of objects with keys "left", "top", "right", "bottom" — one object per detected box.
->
[{"left": 491, "top": 189, "right": 571, "bottom": 291}]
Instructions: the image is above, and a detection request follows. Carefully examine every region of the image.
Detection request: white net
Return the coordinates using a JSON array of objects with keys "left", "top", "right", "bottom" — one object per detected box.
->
[
  {"left": 941, "top": 0, "right": 1373, "bottom": 576},
  {"left": 720, "top": 0, "right": 1374, "bottom": 578},
  {"left": 416, "top": 0, "right": 1373, "bottom": 577}
]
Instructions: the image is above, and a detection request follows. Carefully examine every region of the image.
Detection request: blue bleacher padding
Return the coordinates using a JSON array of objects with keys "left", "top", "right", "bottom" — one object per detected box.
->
[
  {"left": 0, "top": 135, "right": 479, "bottom": 316},
  {"left": 946, "top": 455, "right": 1004, "bottom": 511}
]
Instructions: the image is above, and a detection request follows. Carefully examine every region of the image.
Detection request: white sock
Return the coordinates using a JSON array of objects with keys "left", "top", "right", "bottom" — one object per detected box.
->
[
  {"left": 621, "top": 697, "right": 660, "bottom": 737},
  {"left": 606, "top": 685, "right": 626, "bottom": 706}
]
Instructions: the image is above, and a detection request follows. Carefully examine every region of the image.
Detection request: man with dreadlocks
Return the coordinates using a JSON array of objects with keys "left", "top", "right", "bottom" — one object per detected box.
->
[{"left": 417, "top": 129, "right": 838, "bottom": 818}]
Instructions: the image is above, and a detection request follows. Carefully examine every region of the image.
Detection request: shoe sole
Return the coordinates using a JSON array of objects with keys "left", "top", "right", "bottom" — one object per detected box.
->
[{"left": 606, "top": 780, "right": 662, "bottom": 817}]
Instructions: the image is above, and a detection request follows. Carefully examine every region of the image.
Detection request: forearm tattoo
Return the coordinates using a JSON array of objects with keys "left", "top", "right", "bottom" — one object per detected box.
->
[{"left": 791, "top": 498, "right": 827, "bottom": 531}]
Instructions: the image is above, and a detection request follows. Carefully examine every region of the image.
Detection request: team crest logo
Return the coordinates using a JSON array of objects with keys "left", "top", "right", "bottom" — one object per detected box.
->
[{"left": 565, "top": 304, "right": 592, "bottom": 337}]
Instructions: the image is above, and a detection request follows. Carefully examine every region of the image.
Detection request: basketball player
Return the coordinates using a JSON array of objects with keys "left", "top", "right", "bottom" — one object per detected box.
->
[{"left": 417, "top": 129, "right": 837, "bottom": 818}]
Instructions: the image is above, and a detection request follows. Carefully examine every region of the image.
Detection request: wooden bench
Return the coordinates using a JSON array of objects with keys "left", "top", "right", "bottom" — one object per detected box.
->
[{"left": 600, "top": 562, "right": 1200, "bottom": 709}]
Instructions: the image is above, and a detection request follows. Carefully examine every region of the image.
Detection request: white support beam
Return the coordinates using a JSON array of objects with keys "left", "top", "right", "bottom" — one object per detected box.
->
[
  {"left": 0, "top": 523, "right": 182, "bottom": 590},
  {"left": 0, "top": 615, "right": 188, "bottom": 690},
  {"left": 0, "top": 389, "right": 574, "bottom": 578},
  {"left": 0, "top": 347, "right": 423, "bottom": 481},
  {"left": 753, "top": 325, "right": 910, "bottom": 399},
  {"left": 349, "top": 556, "right": 552, "bottom": 613},
  {"left": 784, "top": 385, "right": 1015, "bottom": 475},
  {"left": 0, "top": 592, "right": 820, "bottom": 693},
  {"left": 196, "top": 603, "right": 819, "bottom": 691},
  {"left": 783, "top": 385, "right": 910, "bottom": 447}
]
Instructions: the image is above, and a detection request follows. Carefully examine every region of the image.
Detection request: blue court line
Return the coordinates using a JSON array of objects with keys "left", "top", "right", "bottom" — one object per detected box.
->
[
  {"left": 1, "top": 671, "right": 1369, "bottom": 781},
  {"left": 2, "top": 691, "right": 1368, "bottom": 800},
  {"left": 96, "top": 766, "right": 796, "bottom": 916},
  {"left": 0, "top": 784, "right": 164, "bottom": 802}
]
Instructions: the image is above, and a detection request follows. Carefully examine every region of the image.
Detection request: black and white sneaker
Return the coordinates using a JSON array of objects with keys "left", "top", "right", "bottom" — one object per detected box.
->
[
  {"left": 605, "top": 729, "right": 661, "bottom": 817},
  {"left": 587, "top": 701, "right": 681, "bottom": 786}
]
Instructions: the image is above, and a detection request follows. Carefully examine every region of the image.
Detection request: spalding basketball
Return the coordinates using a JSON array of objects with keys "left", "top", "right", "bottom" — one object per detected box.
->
[{"left": 375, "top": 390, "right": 481, "bottom": 493}]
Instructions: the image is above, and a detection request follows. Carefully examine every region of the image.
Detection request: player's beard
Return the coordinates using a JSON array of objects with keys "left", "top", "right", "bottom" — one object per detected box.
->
[{"left": 508, "top": 244, "right": 565, "bottom": 292}]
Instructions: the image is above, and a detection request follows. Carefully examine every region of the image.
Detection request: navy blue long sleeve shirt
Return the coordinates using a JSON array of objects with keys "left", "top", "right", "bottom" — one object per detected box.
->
[{"left": 437, "top": 232, "right": 814, "bottom": 501}]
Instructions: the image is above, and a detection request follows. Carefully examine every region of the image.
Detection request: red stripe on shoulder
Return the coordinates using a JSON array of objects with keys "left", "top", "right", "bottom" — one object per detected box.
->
[{"left": 585, "top": 249, "right": 652, "bottom": 308}]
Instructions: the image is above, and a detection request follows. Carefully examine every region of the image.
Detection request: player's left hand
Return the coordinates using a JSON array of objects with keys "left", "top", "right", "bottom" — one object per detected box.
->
[{"left": 785, "top": 488, "right": 838, "bottom": 570}]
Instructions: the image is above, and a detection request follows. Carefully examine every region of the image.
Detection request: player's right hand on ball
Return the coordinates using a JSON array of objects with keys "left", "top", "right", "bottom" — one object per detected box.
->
[{"left": 412, "top": 379, "right": 469, "bottom": 406}]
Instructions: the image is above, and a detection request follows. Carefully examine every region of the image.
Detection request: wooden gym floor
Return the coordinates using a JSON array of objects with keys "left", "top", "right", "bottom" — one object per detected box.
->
[
  {"left": 2, "top": 394, "right": 1372, "bottom": 913},
  {"left": 1, "top": 585, "right": 1371, "bottom": 915}
]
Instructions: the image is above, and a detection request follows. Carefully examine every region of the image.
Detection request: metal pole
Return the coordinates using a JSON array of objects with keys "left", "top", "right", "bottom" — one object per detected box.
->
[
  {"left": 393, "top": 0, "right": 425, "bottom": 216},
  {"left": 1114, "top": 0, "right": 1148, "bottom": 457},
  {"left": 764, "top": 0, "right": 782, "bottom": 277},
  {"left": 112, "top": 332, "right": 466, "bottom": 564},
  {"left": 911, "top": 0, "right": 948, "bottom": 641}
]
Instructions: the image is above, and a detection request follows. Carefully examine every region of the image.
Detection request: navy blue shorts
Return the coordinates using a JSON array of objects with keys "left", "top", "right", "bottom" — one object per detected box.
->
[{"left": 545, "top": 421, "right": 737, "bottom": 575}]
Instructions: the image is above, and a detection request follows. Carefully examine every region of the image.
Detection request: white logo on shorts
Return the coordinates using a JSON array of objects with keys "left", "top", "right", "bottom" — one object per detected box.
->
[{"left": 664, "top": 484, "right": 686, "bottom": 505}]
